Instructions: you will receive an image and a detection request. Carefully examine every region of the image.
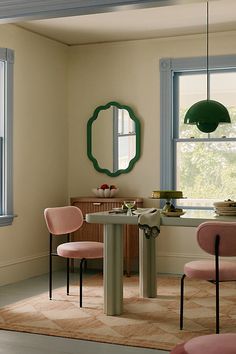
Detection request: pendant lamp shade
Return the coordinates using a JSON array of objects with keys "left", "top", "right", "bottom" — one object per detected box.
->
[
  {"left": 184, "top": 99, "right": 231, "bottom": 133},
  {"left": 184, "top": 2, "right": 231, "bottom": 133}
]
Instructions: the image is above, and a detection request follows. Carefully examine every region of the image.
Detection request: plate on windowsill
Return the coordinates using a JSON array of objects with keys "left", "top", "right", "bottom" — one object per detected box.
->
[
  {"left": 162, "top": 211, "right": 185, "bottom": 217},
  {"left": 215, "top": 210, "right": 236, "bottom": 216}
]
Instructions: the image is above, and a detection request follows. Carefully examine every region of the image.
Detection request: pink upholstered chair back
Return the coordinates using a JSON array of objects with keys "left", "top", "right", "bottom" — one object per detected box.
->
[
  {"left": 197, "top": 221, "right": 236, "bottom": 257},
  {"left": 44, "top": 206, "right": 83, "bottom": 235}
]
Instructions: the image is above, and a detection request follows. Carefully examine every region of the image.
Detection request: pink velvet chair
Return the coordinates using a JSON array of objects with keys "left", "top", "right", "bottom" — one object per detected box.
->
[
  {"left": 180, "top": 221, "right": 236, "bottom": 333},
  {"left": 171, "top": 333, "right": 236, "bottom": 354},
  {"left": 44, "top": 206, "right": 103, "bottom": 307}
]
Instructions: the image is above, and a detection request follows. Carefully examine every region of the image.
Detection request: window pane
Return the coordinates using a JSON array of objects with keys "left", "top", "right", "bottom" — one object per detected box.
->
[
  {"left": 118, "top": 135, "right": 136, "bottom": 170},
  {"left": 178, "top": 74, "right": 206, "bottom": 139},
  {"left": 178, "top": 71, "right": 236, "bottom": 139},
  {"left": 0, "top": 62, "right": 4, "bottom": 137},
  {"left": 0, "top": 62, "right": 3, "bottom": 213},
  {"left": 176, "top": 141, "right": 236, "bottom": 207},
  {"left": 0, "top": 48, "right": 14, "bottom": 225},
  {"left": 118, "top": 109, "right": 135, "bottom": 135},
  {"left": 209, "top": 71, "right": 236, "bottom": 138}
]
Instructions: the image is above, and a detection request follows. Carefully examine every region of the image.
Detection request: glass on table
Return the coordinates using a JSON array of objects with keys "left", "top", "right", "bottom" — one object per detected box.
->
[{"left": 123, "top": 201, "right": 136, "bottom": 216}]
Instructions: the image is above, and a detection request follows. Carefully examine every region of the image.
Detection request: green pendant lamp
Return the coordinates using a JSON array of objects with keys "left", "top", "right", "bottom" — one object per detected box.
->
[{"left": 184, "top": 2, "right": 231, "bottom": 133}]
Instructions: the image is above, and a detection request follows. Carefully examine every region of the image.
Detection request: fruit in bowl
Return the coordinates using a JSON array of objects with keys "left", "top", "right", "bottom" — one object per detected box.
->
[
  {"left": 92, "top": 185, "right": 119, "bottom": 198},
  {"left": 110, "top": 187, "right": 119, "bottom": 197},
  {"left": 100, "top": 184, "right": 109, "bottom": 190}
]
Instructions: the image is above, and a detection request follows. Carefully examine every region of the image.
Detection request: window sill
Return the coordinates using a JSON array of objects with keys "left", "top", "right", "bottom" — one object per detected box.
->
[
  {"left": 161, "top": 209, "right": 236, "bottom": 227},
  {"left": 0, "top": 214, "right": 16, "bottom": 226}
]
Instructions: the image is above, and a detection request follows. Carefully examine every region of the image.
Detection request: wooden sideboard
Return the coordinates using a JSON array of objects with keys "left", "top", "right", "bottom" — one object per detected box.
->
[{"left": 70, "top": 196, "right": 143, "bottom": 276}]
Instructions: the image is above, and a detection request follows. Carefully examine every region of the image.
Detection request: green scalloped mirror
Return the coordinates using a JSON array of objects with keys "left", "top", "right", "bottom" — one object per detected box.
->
[{"left": 87, "top": 102, "right": 141, "bottom": 177}]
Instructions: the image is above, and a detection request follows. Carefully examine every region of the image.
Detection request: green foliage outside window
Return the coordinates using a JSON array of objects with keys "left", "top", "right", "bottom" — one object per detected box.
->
[{"left": 177, "top": 107, "right": 236, "bottom": 203}]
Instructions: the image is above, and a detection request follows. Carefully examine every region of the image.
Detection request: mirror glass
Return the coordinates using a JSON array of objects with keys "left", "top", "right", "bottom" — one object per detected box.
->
[{"left": 87, "top": 102, "right": 140, "bottom": 177}]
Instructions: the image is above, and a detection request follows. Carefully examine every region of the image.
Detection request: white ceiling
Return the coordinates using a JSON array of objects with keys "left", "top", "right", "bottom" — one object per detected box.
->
[{"left": 16, "top": 0, "right": 236, "bottom": 46}]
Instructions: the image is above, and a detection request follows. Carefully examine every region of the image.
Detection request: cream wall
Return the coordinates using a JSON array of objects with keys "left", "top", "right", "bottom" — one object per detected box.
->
[
  {"left": 68, "top": 31, "right": 236, "bottom": 274},
  {"left": 0, "top": 24, "right": 68, "bottom": 285},
  {"left": 67, "top": 32, "right": 220, "bottom": 198}
]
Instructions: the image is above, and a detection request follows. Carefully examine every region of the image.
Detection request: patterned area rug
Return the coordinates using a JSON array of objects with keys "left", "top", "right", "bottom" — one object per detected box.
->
[{"left": 0, "top": 275, "right": 236, "bottom": 351}]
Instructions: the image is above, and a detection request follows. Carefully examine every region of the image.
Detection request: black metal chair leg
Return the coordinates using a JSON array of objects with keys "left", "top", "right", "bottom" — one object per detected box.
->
[
  {"left": 67, "top": 258, "right": 70, "bottom": 295},
  {"left": 84, "top": 259, "right": 88, "bottom": 272},
  {"left": 66, "top": 234, "right": 70, "bottom": 295},
  {"left": 49, "top": 233, "right": 52, "bottom": 300},
  {"left": 180, "top": 274, "right": 186, "bottom": 330},
  {"left": 215, "top": 234, "right": 220, "bottom": 334},
  {"left": 216, "top": 279, "right": 220, "bottom": 334},
  {"left": 79, "top": 258, "right": 86, "bottom": 308}
]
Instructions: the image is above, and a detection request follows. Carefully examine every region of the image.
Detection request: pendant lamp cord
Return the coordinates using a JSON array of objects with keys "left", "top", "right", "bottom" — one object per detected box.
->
[{"left": 206, "top": 1, "right": 210, "bottom": 100}]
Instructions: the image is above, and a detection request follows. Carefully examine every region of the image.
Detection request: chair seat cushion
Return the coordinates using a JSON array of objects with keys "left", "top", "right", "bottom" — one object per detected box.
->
[
  {"left": 184, "top": 260, "right": 236, "bottom": 281},
  {"left": 171, "top": 333, "right": 236, "bottom": 354},
  {"left": 57, "top": 241, "right": 103, "bottom": 259}
]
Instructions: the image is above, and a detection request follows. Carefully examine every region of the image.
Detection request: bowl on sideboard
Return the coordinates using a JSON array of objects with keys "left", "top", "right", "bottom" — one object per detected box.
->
[{"left": 92, "top": 188, "right": 119, "bottom": 198}]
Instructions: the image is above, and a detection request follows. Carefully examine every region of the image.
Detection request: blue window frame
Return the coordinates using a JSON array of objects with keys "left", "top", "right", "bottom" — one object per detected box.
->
[
  {"left": 160, "top": 55, "right": 236, "bottom": 209},
  {"left": 0, "top": 48, "right": 14, "bottom": 225}
]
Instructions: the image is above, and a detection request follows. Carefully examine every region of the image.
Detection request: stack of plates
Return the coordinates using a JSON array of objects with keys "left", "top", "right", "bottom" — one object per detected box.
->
[{"left": 214, "top": 200, "right": 236, "bottom": 216}]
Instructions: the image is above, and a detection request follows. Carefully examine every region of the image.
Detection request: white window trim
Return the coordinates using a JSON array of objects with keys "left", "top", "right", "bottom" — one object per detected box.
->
[
  {"left": 0, "top": 48, "right": 14, "bottom": 226},
  {"left": 160, "top": 54, "right": 236, "bottom": 208}
]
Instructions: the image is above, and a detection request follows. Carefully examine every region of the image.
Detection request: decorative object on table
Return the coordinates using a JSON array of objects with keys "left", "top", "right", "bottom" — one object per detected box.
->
[
  {"left": 92, "top": 184, "right": 119, "bottom": 198},
  {"left": 162, "top": 209, "right": 185, "bottom": 217},
  {"left": 152, "top": 190, "right": 183, "bottom": 199},
  {"left": 184, "top": 2, "right": 231, "bottom": 133},
  {"left": 213, "top": 199, "right": 236, "bottom": 216},
  {"left": 151, "top": 190, "right": 184, "bottom": 212},
  {"left": 138, "top": 208, "right": 160, "bottom": 239},
  {"left": 123, "top": 200, "right": 136, "bottom": 216}
]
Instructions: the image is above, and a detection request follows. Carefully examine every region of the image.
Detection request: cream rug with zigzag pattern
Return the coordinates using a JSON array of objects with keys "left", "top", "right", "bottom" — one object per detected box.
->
[{"left": 0, "top": 275, "right": 236, "bottom": 351}]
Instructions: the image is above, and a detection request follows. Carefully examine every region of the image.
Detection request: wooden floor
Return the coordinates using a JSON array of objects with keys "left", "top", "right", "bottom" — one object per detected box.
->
[{"left": 0, "top": 271, "right": 169, "bottom": 354}]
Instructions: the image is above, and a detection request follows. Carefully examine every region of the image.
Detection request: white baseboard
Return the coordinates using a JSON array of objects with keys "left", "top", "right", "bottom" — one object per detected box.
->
[
  {"left": 156, "top": 251, "right": 236, "bottom": 274},
  {"left": 0, "top": 253, "right": 62, "bottom": 285},
  {"left": 1, "top": 251, "right": 235, "bottom": 285}
]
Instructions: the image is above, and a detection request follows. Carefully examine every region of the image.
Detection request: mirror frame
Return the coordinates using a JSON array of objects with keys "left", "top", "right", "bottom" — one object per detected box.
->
[{"left": 87, "top": 101, "right": 141, "bottom": 177}]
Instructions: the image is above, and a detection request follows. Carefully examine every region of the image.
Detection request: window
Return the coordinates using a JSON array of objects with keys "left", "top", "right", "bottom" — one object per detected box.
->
[
  {"left": 114, "top": 107, "right": 136, "bottom": 171},
  {"left": 160, "top": 56, "right": 236, "bottom": 209},
  {"left": 0, "top": 48, "right": 14, "bottom": 225}
]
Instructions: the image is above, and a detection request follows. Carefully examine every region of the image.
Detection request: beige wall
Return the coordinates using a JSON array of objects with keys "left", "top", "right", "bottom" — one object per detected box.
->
[
  {"left": 68, "top": 31, "right": 236, "bottom": 273},
  {"left": 0, "top": 24, "right": 68, "bottom": 285},
  {"left": 68, "top": 32, "right": 227, "bottom": 199}
]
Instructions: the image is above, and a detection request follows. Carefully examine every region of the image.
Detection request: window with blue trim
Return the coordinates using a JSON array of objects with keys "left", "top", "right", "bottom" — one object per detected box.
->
[
  {"left": 0, "top": 48, "right": 14, "bottom": 225},
  {"left": 160, "top": 56, "right": 236, "bottom": 209}
]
